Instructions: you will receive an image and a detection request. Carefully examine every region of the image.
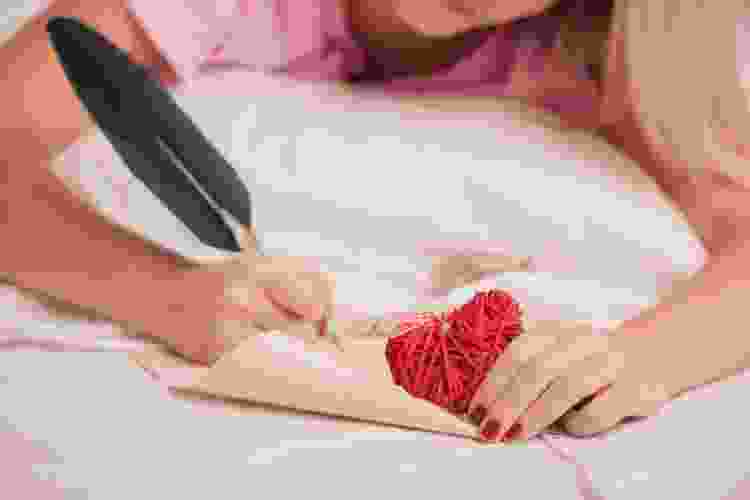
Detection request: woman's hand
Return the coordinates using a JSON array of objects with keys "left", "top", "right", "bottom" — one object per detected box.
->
[
  {"left": 466, "top": 320, "right": 674, "bottom": 442},
  {"left": 468, "top": 232, "right": 750, "bottom": 442},
  {"left": 145, "top": 254, "right": 335, "bottom": 364}
]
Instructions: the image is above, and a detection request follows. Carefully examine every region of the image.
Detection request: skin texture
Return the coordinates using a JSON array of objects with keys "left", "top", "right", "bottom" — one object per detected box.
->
[
  {"left": 0, "top": 0, "right": 331, "bottom": 364},
  {"left": 349, "top": 0, "right": 602, "bottom": 128},
  {"left": 469, "top": 17, "right": 750, "bottom": 441},
  {"left": 389, "top": 0, "right": 556, "bottom": 37}
]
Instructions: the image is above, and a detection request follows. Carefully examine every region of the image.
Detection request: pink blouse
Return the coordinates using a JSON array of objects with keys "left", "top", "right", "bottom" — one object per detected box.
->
[{"left": 126, "top": 0, "right": 597, "bottom": 117}]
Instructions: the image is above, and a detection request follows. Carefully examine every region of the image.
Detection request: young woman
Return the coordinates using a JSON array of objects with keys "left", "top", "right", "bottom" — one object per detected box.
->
[{"left": 2, "top": 0, "right": 749, "bottom": 439}]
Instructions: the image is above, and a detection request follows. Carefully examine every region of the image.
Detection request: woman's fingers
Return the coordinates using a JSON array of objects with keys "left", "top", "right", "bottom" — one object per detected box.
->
[
  {"left": 219, "top": 254, "right": 334, "bottom": 321},
  {"left": 163, "top": 254, "right": 334, "bottom": 364},
  {"left": 518, "top": 352, "right": 622, "bottom": 440},
  {"left": 468, "top": 320, "right": 584, "bottom": 424},
  {"left": 199, "top": 254, "right": 334, "bottom": 356},
  {"left": 560, "top": 374, "right": 670, "bottom": 437},
  {"left": 477, "top": 325, "right": 609, "bottom": 441},
  {"left": 467, "top": 321, "right": 561, "bottom": 422},
  {"left": 255, "top": 256, "right": 335, "bottom": 322}
]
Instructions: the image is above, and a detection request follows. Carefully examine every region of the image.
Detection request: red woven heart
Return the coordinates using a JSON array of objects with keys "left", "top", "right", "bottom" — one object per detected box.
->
[{"left": 385, "top": 290, "right": 523, "bottom": 415}]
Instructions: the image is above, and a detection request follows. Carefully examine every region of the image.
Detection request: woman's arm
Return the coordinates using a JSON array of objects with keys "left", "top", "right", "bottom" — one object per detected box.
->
[
  {"left": 617, "top": 238, "right": 750, "bottom": 396},
  {"left": 0, "top": 0, "right": 202, "bottom": 338},
  {"left": 0, "top": 0, "right": 333, "bottom": 363},
  {"left": 0, "top": 147, "right": 201, "bottom": 333},
  {"left": 597, "top": 20, "right": 750, "bottom": 393},
  {"left": 1, "top": 0, "right": 175, "bottom": 158}
]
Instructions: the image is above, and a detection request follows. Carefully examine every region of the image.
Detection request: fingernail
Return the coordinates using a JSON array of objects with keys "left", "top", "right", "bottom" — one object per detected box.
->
[
  {"left": 469, "top": 405, "right": 487, "bottom": 426},
  {"left": 501, "top": 421, "right": 523, "bottom": 442},
  {"left": 317, "top": 316, "right": 329, "bottom": 338},
  {"left": 480, "top": 419, "right": 502, "bottom": 441}
]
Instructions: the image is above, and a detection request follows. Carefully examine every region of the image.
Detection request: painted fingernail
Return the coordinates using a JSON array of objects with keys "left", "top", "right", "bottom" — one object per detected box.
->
[
  {"left": 501, "top": 422, "right": 523, "bottom": 442},
  {"left": 480, "top": 419, "right": 502, "bottom": 441},
  {"left": 469, "top": 405, "right": 487, "bottom": 426}
]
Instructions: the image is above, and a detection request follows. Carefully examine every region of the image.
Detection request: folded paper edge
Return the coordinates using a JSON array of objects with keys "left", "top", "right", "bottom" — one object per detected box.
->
[{"left": 187, "top": 332, "right": 479, "bottom": 439}]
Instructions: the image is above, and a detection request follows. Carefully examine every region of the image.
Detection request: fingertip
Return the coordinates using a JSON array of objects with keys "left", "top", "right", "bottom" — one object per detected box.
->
[
  {"left": 466, "top": 391, "right": 483, "bottom": 416},
  {"left": 479, "top": 418, "right": 503, "bottom": 442},
  {"left": 559, "top": 408, "right": 612, "bottom": 438},
  {"left": 468, "top": 404, "right": 488, "bottom": 426},
  {"left": 174, "top": 335, "right": 223, "bottom": 365}
]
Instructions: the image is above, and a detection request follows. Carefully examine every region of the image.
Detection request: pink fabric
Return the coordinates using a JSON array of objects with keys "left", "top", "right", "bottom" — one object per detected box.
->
[{"left": 126, "top": 0, "right": 589, "bottom": 110}]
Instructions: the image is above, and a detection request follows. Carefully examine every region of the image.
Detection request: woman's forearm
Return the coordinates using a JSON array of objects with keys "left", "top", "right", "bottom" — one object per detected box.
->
[
  {"left": 0, "top": 150, "right": 201, "bottom": 332},
  {"left": 0, "top": 0, "right": 175, "bottom": 159},
  {"left": 0, "top": 0, "right": 191, "bottom": 332},
  {"left": 618, "top": 239, "right": 750, "bottom": 394}
]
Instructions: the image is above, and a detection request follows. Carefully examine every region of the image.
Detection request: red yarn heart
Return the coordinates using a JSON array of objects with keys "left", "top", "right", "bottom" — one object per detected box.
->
[{"left": 385, "top": 290, "right": 523, "bottom": 415}]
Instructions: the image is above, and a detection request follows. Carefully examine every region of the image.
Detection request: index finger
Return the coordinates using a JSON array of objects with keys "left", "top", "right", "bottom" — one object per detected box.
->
[
  {"left": 467, "top": 320, "right": 593, "bottom": 419},
  {"left": 468, "top": 320, "right": 562, "bottom": 418},
  {"left": 258, "top": 256, "right": 335, "bottom": 321}
]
